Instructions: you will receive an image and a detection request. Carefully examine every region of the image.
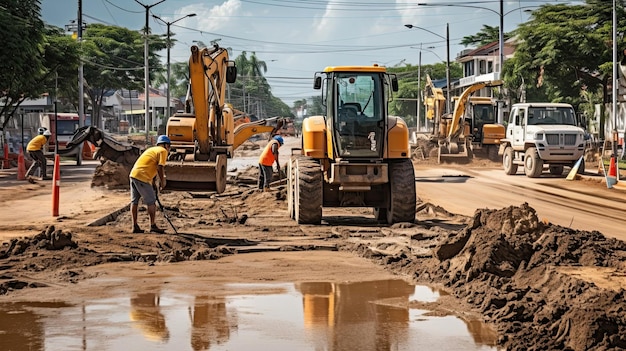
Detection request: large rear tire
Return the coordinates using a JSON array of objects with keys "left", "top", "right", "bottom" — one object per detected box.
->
[
  {"left": 503, "top": 146, "right": 518, "bottom": 175},
  {"left": 524, "top": 147, "right": 543, "bottom": 178},
  {"left": 386, "top": 159, "right": 416, "bottom": 224},
  {"left": 295, "top": 157, "right": 323, "bottom": 224}
]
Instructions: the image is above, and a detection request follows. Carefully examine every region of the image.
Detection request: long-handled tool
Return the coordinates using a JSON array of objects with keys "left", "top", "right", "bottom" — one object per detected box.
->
[{"left": 154, "top": 186, "right": 179, "bottom": 234}]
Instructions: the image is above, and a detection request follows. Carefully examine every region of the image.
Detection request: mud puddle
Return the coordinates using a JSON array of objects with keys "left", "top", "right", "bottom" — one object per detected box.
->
[{"left": 0, "top": 279, "right": 498, "bottom": 350}]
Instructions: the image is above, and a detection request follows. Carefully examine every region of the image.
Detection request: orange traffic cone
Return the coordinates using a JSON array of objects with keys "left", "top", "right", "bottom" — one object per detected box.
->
[
  {"left": 17, "top": 148, "right": 26, "bottom": 180},
  {"left": 607, "top": 155, "right": 618, "bottom": 188},
  {"left": 52, "top": 154, "right": 60, "bottom": 217}
]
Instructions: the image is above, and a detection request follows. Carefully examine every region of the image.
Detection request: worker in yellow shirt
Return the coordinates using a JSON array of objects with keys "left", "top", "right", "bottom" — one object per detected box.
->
[
  {"left": 26, "top": 128, "right": 51, "bottom": 181},
  {"left": 129, "top": 135, "right": 171, "bottom": 234}
]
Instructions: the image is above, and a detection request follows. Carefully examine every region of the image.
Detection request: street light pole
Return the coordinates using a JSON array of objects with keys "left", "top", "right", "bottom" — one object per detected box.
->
[
  {"left": 405, "top": 23, "right": 451, "bottom": 114},
  {"left": 135, "top": 0, "right": 165, "bottom": 144},
  {"left": 153, "top": 13, "right": 196, "bottom": 122}
]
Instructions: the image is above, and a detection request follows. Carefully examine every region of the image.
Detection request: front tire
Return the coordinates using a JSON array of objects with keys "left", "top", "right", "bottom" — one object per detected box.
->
[
  {"left": 294, "top": 157, "right": 322, "bottom": 224},
  {"left": 503, "top": 146, "right": 518, "bottom": 175},
  {"left": 385, "top": 159, "right": 416, "bottom": 224},
  {"left": 524, "top": 147, "right": 543, "bottom": 178}
]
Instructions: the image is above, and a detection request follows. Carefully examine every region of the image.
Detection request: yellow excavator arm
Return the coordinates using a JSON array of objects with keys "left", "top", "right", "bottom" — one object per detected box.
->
[
  {"left": 232, "top": 118, "right": 285, "bottom": 150},
  {"left": 446, "top": 80, "right": 503, "bottom": 140},
  {"left": 188, "top": 45, "right": 236, "bottom": 155}
]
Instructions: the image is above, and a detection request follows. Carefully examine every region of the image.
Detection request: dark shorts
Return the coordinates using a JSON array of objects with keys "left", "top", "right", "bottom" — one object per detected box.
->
[{"left": 130, "top": 177, "right": 156, "bottom": 205}]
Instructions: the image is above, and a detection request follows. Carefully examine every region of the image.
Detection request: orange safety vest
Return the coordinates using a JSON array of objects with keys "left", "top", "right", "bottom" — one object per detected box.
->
[{"left": 259, "top": 139, "right": 280, "bottom": 166}]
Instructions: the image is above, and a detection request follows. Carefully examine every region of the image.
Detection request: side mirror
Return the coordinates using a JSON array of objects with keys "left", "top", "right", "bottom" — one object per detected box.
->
[
  {"left": 226, "top": 64, "right": 237, "bottom": 83},
  {"left": 314, "top": 76, "right": 322, "bottom": 90},
  {"left": 390, "top": 75, "right": 399, "bottom": 92}
]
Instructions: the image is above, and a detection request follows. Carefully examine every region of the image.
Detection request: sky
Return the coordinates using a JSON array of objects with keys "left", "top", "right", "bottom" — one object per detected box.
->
[{"left": 41, "top": 0, "right": 581, "bottom": 108}]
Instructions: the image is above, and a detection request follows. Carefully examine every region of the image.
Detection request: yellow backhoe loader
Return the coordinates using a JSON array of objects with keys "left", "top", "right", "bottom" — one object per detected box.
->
[
  {"left": 164, "top": 44, "right": 282, "bottom": 192},
  {"left": 287, "top": 65, "right": 416, "bottom": 225}
]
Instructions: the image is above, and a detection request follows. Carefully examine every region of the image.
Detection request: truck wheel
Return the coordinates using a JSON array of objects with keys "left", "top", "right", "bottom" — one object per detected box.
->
[
  {"left": 524, "top": 147, "right": 543, "bottom": 178},
  {"left": 549, "top": 165, "right": 564, "bottom": 175},
  {"left": 386, "top": 159, "right": 416, "bottom": 224},
  {"left": 295, "top": 157, "right": 322, "bottom": 224},
  {"left": 503, "top": 147, "right": 518, "bottom": 175}
]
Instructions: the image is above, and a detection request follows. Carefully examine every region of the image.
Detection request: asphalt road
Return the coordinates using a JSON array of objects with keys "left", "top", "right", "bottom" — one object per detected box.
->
[{"left": 414, "top": 165, "right": 626, "bottom": 241}]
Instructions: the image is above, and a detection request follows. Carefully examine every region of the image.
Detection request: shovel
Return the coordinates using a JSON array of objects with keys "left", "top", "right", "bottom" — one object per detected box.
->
[{"left": 154, "top": 185, "right": 179, "bottom": 234}]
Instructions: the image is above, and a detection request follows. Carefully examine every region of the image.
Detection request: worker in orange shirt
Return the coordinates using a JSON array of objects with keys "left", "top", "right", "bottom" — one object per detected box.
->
[
  {"left": 129, "top": 135, "right": 171, "bottom": 234},
  {"left": 258, "top": 135, "right": 283, "bottom": 192},
  {"left": 26, "top": 128, "right": 51, "bottom": 181}
]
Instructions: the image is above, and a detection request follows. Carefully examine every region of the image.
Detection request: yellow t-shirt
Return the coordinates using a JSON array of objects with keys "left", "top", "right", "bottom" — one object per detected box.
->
[
  {"left": 27, "top": 135, "right": 48, "bottom": 151},
  {"left": 129, "top": 146, "right": 168, "bottom": 184}
]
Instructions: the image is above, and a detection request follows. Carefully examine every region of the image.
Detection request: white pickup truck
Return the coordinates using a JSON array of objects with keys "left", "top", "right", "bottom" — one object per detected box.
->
[{"left": 499, "top": 103, "right": 586, "bottom": 178}]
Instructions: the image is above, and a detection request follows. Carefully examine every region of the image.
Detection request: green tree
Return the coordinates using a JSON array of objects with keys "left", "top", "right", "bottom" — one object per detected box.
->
[
  {"left": 461, "top": 24, "right": 511, "bottom": 47},
  {"left": 0, "top": 0, "right": 46, "bottom": 129},
  {"left": 81, "top": 24, "right": 166, "bottom": 127},
  {"left": 502, "top": 0, "right": 626, "bottom": 123},
  {"left": 42, "top": 25, "right": 81, "bottom": 111}
]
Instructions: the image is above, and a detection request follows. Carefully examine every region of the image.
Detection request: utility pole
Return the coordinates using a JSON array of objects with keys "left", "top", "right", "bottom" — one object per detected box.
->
[
  {"left": 418, "top": 48, "right": 422, "bottom": 132},
  {"left": 77, "top": 0, "right": 85, "bottom": 127},
  {"left": 135, "top": 0, "right": 165, "bottom": 144}
]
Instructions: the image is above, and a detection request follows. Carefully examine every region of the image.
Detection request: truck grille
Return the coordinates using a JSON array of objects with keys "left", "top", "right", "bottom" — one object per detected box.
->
[{"left": 546, "top": 133, "right": 577, "bottom": 146}]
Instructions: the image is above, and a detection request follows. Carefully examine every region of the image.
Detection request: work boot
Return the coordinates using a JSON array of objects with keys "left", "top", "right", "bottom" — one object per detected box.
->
[
  {"left": 132, "top": 225, "right": 144, "bottom": 234},
  {"left": 150, "top": 224, "right": 166, "bottom": 234}
]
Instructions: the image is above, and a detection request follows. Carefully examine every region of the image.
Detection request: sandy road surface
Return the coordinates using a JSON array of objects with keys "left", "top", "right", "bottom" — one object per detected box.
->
[{"left": 0, "top": 137, "right": 625, "bottom": 351}]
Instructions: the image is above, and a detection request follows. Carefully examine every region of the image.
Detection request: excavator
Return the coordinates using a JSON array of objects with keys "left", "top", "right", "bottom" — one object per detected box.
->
[
  {"left": 287, "top": 65, "right": 416, "bottom": 225},
  {"left": 422, "top": 75, "right": 503, "bottom": 163},
  {"left": 164, "top": 44, "right": 283, "bottom": 193}
]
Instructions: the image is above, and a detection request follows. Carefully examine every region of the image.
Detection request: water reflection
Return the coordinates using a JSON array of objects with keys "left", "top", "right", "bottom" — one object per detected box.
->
[
  {"left": 129, "top": 293, "right": 169, "bottom": 342},
  {"left": 0, "top": 280, "right": 498, "bottom": 350},
  {"left": 296, "top": 280, "right": 415, "bottom": 350},
  {"left": 189, "top": 296, "right": 232, "bottom": 350}
]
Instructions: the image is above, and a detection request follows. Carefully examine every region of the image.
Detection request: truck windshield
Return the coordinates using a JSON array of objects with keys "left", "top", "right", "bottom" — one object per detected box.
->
[
  {"left": 527, "top": 107, "right": 576, "bottom": 126},
  {"left": 57, "top": 120, "right": 80, "bottom": 135}
]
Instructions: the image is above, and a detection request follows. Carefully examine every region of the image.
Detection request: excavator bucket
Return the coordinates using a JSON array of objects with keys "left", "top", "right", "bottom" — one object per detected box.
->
[
  {"left": 437, "top": 139, "right": 471, "bottom": 164},
  {"left": 164, "top": 154, "right": 228, "bottom": 193}
]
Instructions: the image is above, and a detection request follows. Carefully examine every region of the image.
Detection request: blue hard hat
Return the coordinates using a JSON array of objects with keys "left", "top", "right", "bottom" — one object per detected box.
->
[
  {"left": 273, "top": 135, "right": 284, "bottom": 145},
  {"left": 157, "top": 135, "right": 171, "bottom": 145}
]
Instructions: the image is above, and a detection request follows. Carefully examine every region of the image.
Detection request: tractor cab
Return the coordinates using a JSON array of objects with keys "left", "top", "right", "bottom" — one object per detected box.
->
[{"left": 314, "top": 66, "right": 398, "bottom": 160}]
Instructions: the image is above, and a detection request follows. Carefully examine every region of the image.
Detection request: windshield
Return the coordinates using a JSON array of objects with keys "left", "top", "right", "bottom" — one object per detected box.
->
[
  {"left": 334, "top": 73, "right": 385, "bottom": 158},
  {"left": 527, "top": 107, "right": 576, "bottom": 126},
  {"left": 56, "top": 120, "right": 80, "bottom": 135}
]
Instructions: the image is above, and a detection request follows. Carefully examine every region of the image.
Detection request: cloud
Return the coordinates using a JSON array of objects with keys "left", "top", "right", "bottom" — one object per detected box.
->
[{"left": 184, "top": 0, "right": 242, "bottom": 32}]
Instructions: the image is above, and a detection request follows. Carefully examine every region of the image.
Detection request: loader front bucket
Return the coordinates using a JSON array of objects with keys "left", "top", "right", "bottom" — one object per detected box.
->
[{"left": 164, "top": 154, "right": 227, "bottom": 193}]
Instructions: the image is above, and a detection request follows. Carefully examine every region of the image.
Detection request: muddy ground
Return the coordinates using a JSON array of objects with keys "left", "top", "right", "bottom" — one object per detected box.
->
[{"left": 0, "top": 139, "right": 625, "bottom": 351}]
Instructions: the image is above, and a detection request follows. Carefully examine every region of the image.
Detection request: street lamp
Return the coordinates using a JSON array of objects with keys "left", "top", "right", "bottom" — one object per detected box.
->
[
  {"left": 405, "top": 23, "right": 451, "bottom": 114},
  {"left": 417, "top": 1, "right": 539, "bottom": 77},
  {"left": 153, "top": 13, "right": 196, "bottom": 120},
  {"left": 135, "top": 0, "right": 165, "bottom": 144}
]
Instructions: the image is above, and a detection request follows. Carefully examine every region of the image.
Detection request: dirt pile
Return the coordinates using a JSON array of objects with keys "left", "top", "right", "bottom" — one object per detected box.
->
[
  {"left": 91, "top": 160, "right": 131, "bottom": 189},
  {"left": 352, "top": 203, "right": 626, "bottom": 351}
]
